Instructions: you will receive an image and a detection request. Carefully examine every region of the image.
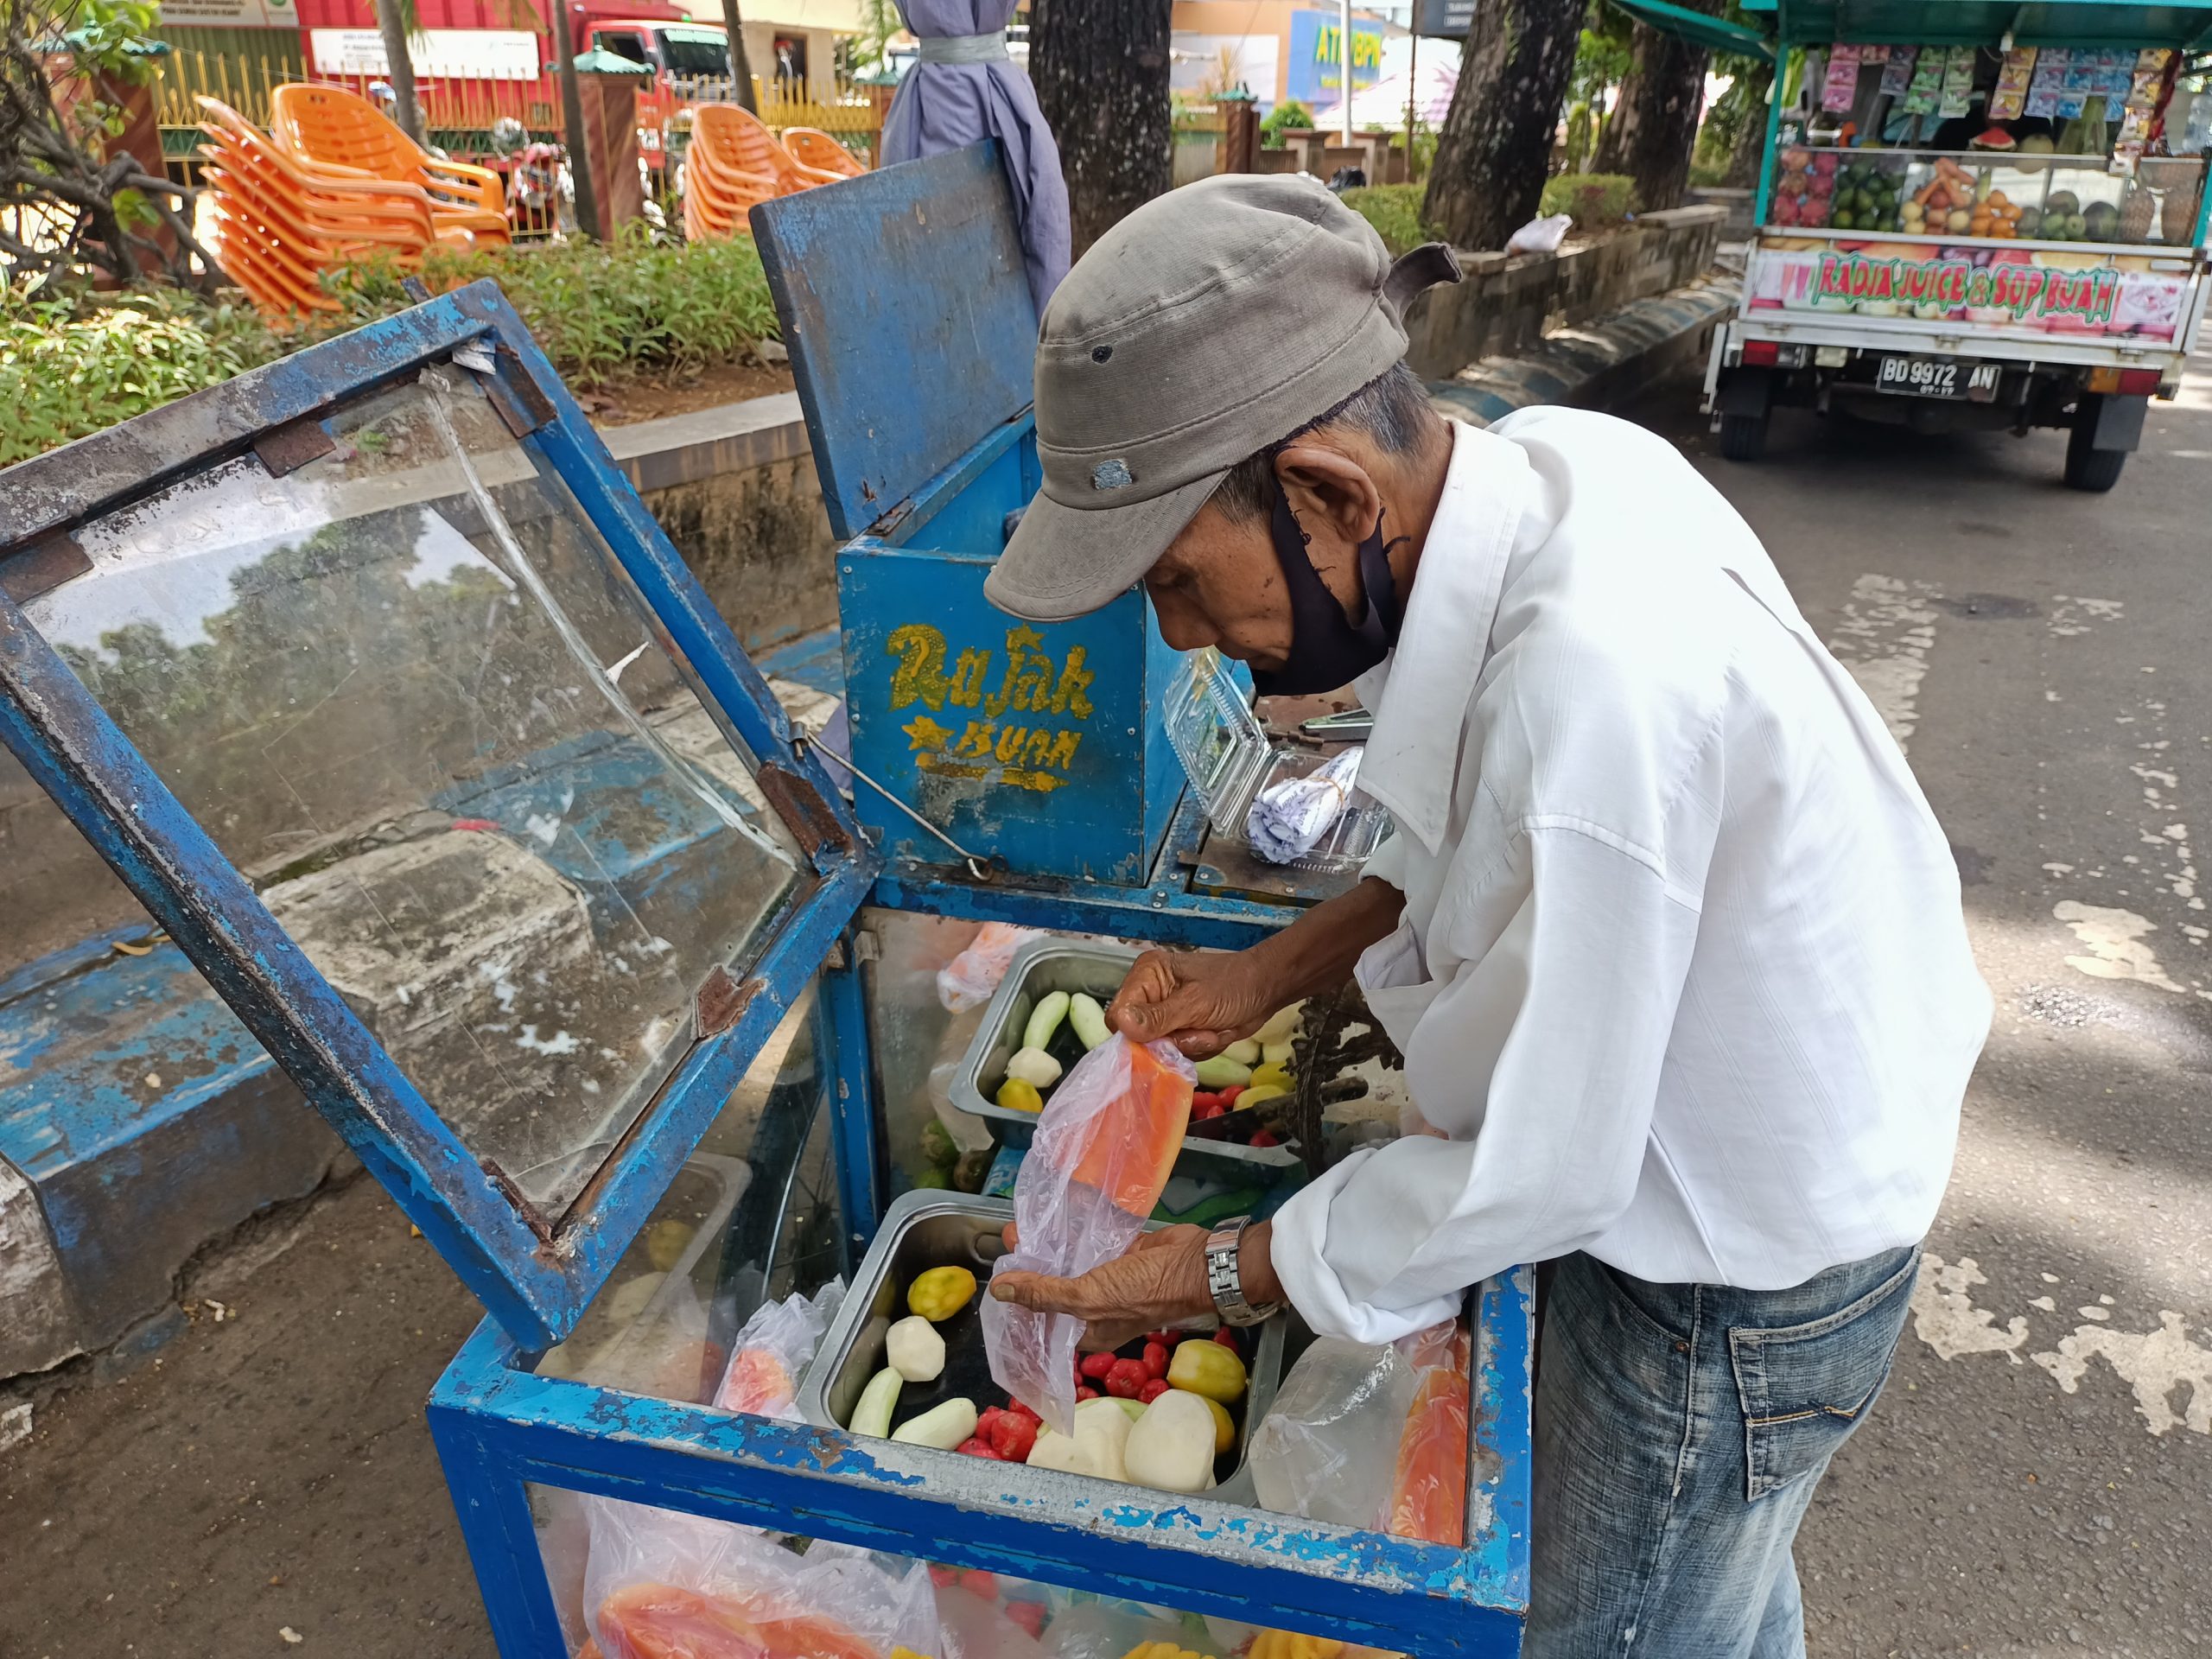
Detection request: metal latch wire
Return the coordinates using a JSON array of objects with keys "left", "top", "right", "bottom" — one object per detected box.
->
[{"left": 794, "top": 736, "right": 995, "bottom": 883}]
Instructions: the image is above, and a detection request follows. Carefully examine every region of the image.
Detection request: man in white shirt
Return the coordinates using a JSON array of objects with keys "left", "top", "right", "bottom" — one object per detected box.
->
[{"left": 984, "top": 175, "right": 1991, "bottom": 1656}]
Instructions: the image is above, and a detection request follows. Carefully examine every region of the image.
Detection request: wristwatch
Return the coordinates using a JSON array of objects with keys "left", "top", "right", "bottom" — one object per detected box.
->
[{"left": 1204, "top": 1215, "right": 1281, "bottom": 1327}]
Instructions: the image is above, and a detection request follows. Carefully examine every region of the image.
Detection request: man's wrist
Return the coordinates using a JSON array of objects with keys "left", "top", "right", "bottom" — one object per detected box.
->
[{"left": 1236, "top": 1220, "right": 1287, "bottom": 1313}]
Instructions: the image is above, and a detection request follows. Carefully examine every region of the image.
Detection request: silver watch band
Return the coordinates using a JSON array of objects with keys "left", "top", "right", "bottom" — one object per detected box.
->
[{"left": 1204, "top": 1215, "right": 1281, "bottom": 1327}]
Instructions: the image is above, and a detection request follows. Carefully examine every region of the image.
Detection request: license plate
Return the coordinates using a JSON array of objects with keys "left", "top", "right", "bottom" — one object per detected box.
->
[{"left": 1875, "top": 356, "right": 2000, "bottom": 400}]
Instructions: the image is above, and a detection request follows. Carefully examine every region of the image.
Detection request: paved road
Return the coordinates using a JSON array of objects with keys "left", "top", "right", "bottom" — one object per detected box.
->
[
  {"left": 4, "top": 358, "right": 2209, "bottom": 1658},
  {"left": 1630, "top": 357, "right": 2212, "bottom": 1659}
]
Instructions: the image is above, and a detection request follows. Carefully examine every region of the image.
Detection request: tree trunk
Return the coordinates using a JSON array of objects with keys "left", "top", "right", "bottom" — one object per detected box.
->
[
  {"left": 1030, "top": 0, "right": 1171, "bottom": 257},
  {"left": 1421, "top": 0, "right": 1586, "bottom": 251},
  {"left": 550, "top": 0, "right": 601, "bottom": 238},
  {"left": 371, "top": 0, "right": 423, "bottom": 143},
  {"left": 1724, "top": 60, "right": 1773, "bottom": 189},
  {"left": 1592, "top": 0, "right": 1722, "bottom": 212},
  {"left": 718, "top": 0, "right": 758, "bottom": 114}
]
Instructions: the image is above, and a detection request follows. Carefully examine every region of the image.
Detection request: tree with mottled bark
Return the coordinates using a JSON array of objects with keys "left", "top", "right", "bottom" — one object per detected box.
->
[
  {"left": 0, "top": 0, "right": 219, "bottom": 289},
  {"left": 1029, "top": 0, "right": 1170, "bottom": 256},
  {"left": 1592, "top": 0, "right": 1726, "bottom": 212},
  {"left": 548, "top": 0, "right": 601, "bottom": 239},
  {"left": 1723, "top": 58, "right": 1772, "bottom": 188},
  {"left": 1421, "top": 0, "right": 1586, "bottom": 251},
  {"left": 717, "top": 0, "right": 759, "bottom": 113},
  {"left": 371, "top": 0, "right": 423, "bottom": 143}
]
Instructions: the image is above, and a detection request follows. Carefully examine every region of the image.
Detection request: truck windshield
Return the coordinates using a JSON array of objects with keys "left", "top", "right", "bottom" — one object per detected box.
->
[{"left": 661, "top": 33, "right": 731, "bottom": 76}]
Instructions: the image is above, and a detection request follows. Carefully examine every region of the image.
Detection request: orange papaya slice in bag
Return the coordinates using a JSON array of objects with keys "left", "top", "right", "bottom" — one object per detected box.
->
[
  {"left": 1049, "top": 1038, "right": 1194, "bottom": 1218},
  {"left": 1388, "top": 1320, "right": 1472, "bottom": 1548}
]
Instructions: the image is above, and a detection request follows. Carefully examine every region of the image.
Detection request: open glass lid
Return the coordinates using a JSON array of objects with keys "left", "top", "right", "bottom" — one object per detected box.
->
[{"left": 0, "top": 284, "right": 874, "bottom": 1350}]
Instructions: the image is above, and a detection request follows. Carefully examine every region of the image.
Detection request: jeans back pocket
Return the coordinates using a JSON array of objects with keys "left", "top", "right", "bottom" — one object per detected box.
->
[{"left": 1727, "top": 1249, "right": 1921, "bottom": 1502}]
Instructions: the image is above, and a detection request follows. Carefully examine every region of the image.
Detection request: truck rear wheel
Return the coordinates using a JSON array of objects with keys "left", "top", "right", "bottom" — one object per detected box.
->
[
  {"left": 1719, "top": 410, "right": 1770, "bottom": 462},
  {"left": 2063, "top": 418, "right": 2128, "bottom": 493}
]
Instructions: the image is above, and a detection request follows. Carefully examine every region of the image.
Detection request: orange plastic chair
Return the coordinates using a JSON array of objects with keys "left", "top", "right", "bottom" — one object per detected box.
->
[
  {"left": 779, "top": 127, "right": 864, "bottom": 178},
  {"left": 270, "top": 82, "right": 510, "bottom": 248},
  {"left": 197, "top": 98, "right": 436, "bottom": 315}
]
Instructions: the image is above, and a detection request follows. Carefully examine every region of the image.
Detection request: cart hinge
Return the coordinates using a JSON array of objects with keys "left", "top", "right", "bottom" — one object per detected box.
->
[{"left": 0, "top": 531, "right": 92, "bottom": 606}]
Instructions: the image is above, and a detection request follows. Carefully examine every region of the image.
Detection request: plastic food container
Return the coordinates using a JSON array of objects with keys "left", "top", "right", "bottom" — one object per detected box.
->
[
  {"left": 1162, "top": 647, "right": 1389, "bottom": 874},
  {"left": 950, "top": 938, "right": 1300, "bottom": 1169},
  {"left": 798, "top": 1190, "right": 1287, "bottom": 1483}
]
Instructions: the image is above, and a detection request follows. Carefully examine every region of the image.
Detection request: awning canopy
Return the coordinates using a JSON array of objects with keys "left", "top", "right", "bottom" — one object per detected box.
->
[
  {"left": 1738, "top": 0, "right": 2212, "bottom": 49},
  {"left": 1607, "top": 0, "right": 1777, "bottom": 61}
]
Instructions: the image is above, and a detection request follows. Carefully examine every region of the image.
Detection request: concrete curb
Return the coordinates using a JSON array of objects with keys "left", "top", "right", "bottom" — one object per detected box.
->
[{"left": 1425, "top": 276, "right": 1740, "bottom": 428}]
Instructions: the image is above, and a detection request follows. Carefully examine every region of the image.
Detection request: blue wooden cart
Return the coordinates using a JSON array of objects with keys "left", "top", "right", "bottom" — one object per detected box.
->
[{"left": 0, "top": 144, "right": 1531, "bottom": 1657}]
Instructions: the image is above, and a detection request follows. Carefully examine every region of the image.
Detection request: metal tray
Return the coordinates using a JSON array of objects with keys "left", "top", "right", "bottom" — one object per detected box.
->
[
  {"left": 798, "top": 1190, "right": 1286, "bottom": 1484},
  {"left": 950, "top": 938, "right": 1300, "bottom": 1169}
]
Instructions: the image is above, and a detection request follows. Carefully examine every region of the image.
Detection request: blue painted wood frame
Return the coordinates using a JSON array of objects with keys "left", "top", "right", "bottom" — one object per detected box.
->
[
  {"left": 429, "top": 1263, "right": 1535, "bottom": 1658},
  {"left": 0, "top": 283, "right": 879, "bottom": 1352}
]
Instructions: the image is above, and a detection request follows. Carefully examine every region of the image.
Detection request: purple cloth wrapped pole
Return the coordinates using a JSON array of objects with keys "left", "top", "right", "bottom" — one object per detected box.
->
[{"left": 880, "top": 0, "right": 1071, "bottom": 312}]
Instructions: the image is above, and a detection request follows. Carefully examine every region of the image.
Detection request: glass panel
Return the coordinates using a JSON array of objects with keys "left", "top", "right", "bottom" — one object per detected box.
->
[
  {"left": 23, "top": 366, "right": 804, "bottom": 1216},
  {"left": 1769, "top": 147, "right": 2204, "bottom": 247},
  {"left": 533, "top": 982, "right": 840, "bottom": 1402}
]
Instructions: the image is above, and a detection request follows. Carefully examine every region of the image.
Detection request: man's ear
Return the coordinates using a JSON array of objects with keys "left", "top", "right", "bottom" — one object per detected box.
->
[{"left": 1273, "top": 442, "right": 1382, "bottom": 548}]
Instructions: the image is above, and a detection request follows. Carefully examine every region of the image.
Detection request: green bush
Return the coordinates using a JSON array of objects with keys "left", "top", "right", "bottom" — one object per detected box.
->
[
  {"left": 1338, "top": 183, "right": 1439, "bottom": 257},
  {"left": 0, "top": 284, "right": 292, "bottom": 467},
  {"left": 0, "top": 229, "right": 783, "bottom": 463},
  {"left": 330, "top": 227, "right": 779, "bottom": 387},
  {"left": 1260, "top": 99, "right": 1313, "bottom": 149},
  {"left": 1540, "top": 172, "right": 1639, "bottom": 228}
]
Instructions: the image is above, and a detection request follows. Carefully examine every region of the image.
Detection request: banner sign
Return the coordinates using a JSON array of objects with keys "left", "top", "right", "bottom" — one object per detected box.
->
[
  {"left": 161, "top": 0, "right": 297, "bottom": 28},
  {"left": 1286, "top": 9, "right": 1386, "bottom": 103},
  {"left": 309, "top": 29, "right": 542, "bottom": 81},
  {"left": 1746, "top": 238, "right": 2192, "bottom": 345}
]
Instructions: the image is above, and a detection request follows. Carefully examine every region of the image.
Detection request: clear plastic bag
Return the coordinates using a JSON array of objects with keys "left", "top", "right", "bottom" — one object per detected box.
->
[
  {"left": 1505, "top": 213, "right": 1573, "bottom": 254},
  {"left": 580, "top": 1497, "right": 940, "bottom": 1659},
  {"left": 982, "top": 1034, "right": 1195, "bottom": 1433},
  {"left": 1385, "top": 1319, "right": 1473, "bottom": 1547},
  {"left": 712, "top": 1278, "right": 846, "bottom": 1418},
  {"left": 1247, "top": 1338, "right": 1417, "bottom": 1529},
  {"left": 937, "top": 922, "right": 1048, "bottom": 1012}
]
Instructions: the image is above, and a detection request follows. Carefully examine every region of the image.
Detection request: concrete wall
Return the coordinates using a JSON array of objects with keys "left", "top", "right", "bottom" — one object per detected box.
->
[{"left": 1402, "top": 205, "right": 1729, "bottom": 382}]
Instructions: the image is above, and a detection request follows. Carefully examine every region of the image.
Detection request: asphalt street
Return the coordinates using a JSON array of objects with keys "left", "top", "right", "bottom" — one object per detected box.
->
[{"left": 3, "top": 352, "right": 2209, "bottom": 1658}]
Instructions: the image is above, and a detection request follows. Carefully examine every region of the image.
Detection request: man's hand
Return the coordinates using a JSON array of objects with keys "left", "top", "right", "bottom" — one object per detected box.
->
[
  {"left": 989, "top": 1223, "right": 1212, "bottom": 1351},
  {"left": 1107, "top": 948, "right": 1280, "bottom": 1058}
]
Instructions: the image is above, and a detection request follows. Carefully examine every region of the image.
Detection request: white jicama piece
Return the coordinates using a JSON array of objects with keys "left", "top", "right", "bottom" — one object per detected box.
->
[
  {"left": 1221, "top": 1039, "right": 1262, "bottom": 1065},
  {"left": 1026, "top": 1395, "right": 1134, "bottom": 1481},
  {"left": 884, "top": 1314, "right": 946, "bottom": 1382},
  {"left": 1122, "top": 1388, "right": 1218, "bottom": 1493},
  {"left": 1253, "top": 1002, "right": 1304, "bottom": 1046},
  {"left": 1004, "top": 1046, "right": 1063, "bottom": 1089}
]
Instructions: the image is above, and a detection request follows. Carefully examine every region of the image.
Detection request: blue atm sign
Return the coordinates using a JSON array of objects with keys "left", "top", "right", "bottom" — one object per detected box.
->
[{"left": 1287, "top": 9, "right": 1386, "bottom": 102}]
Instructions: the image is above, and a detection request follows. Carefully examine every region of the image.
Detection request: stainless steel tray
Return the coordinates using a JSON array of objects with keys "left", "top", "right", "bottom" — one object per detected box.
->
[
  {"left": 798, "top": 1190, "right": 1285, "bottom": 1484},
  {"left": 950, "top": 938, "right": 1300, "bottom": 1169}
]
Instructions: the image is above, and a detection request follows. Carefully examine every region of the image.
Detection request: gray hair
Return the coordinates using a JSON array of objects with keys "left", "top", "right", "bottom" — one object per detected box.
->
[{"left": 1207, "top": 361, "right": 1443, "bottom": 523}]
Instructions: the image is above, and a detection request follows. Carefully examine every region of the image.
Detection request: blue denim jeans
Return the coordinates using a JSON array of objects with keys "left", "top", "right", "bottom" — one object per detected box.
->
[{"left": 1526, "top": 1245, "right": 1923, "bottom": 1657}]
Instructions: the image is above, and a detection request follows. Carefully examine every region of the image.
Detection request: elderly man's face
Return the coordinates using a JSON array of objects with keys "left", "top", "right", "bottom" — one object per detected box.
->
[
  {"left": 1142, "top": 441, "right": 1381, "bottom": 671},
  {"left": 1142, "top": 502, "right": 1295, "bottom": 670}
]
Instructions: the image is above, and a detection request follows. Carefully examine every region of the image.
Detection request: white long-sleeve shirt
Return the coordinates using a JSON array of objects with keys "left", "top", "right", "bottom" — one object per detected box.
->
[{"left": 1268, "top": 408, "right": 1992, "bottom": 1344}]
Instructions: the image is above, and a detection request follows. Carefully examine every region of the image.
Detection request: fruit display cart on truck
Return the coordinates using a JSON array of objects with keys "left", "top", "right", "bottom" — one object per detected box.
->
[
  {"left": 1622, "top": 0, "right": 2212, "bottom": 489},
  {"left": 0, "top": 144, "right": 1532, "bottom": 1658}
]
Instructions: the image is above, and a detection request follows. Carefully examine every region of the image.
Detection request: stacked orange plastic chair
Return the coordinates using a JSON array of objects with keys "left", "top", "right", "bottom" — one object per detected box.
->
[
  {"left": 270, "top": 82, "right": 510, "bottom": 248},
  {"left": 779, "top": 126, "right": 865, "bottom": 179},
  {"left": 197, "top": 97, "right": 436, "bottom": 316},
  {"left": 681, "top": 104, "right": 842, "bottom": 242}
]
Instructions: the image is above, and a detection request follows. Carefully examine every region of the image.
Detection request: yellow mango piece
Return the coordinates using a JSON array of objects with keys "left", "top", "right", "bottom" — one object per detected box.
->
[
  {"left": 1247, "top": 1062, "right": 1292, "bottom": 1092},
  {"left": 1166, "top": 1338, "right": 1248, "bottom": 1402},
  {"left": 995, "top": 1076, "right": 1044, "bottom": 1114},
  {"left": 906, "top": 1264, "right": 976, "bottom": 1321}
]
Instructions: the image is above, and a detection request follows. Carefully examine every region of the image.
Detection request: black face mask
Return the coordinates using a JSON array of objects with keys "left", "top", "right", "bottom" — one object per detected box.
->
[{"left": 1249, "top": 480, "right": 1409, "bottom": 697}]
